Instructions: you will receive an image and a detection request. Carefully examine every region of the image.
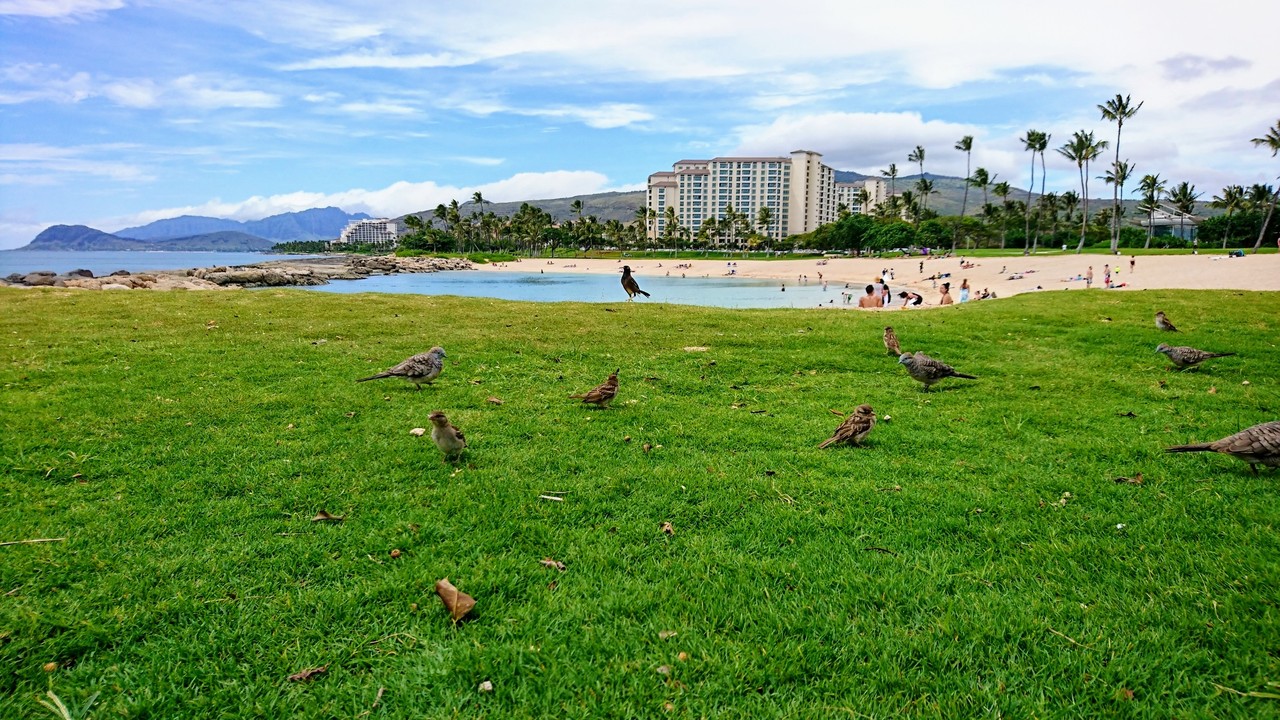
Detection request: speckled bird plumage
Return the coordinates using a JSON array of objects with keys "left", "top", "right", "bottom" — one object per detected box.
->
[
  {"left": 357, "top": 346, "right": 445, "bottom": 389},
  {"left": 819, "top": 404, "right": 877, "bottom": 448},
  {"left": 1156, "top": 343, "right": 1234, "bottom": 370},
  {"left": 883, "top": 327, "right": 901, "bottom": 356},
  {"left": 898, "top": 352, "right": 977, "bottom": 391},
  {"left": 1155, "top": 311, "right": 1179, "bottom": 332},
  {"left": 1166, "top": 420, "right": 1280, "bottom": 474},
  {"left": 428, "top": 411, "right": 467, "bottom": 459}
]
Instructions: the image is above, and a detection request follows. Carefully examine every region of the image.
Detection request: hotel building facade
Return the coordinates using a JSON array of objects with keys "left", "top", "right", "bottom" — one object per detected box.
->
[{"left": 645, "top": 150, "right": 840, "bottom": 244}]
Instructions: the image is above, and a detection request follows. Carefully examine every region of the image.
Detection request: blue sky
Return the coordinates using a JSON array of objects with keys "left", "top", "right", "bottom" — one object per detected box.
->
[{"left": 1, "top": 0, "right": 1276, "bottom": 249}]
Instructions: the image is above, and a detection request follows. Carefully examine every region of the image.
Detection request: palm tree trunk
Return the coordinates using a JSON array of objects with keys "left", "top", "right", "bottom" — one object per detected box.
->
[
  {"left": 1253, "top": 193, "right": 1277, "bottom": 253},
  {"left": 1076, "top": 164, "right": 1089, "bottom": 253}
]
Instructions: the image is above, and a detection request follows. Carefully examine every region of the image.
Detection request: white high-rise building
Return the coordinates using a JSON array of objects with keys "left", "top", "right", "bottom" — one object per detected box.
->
[
  {"left": 645, "top": 150, "right": 838, "bottom": 245},
  {"left": 834, "top": 178, "right": 890, "bottom": 215},
  {"left": 335, "top": 219, "right": 399, "bottom": 246}
]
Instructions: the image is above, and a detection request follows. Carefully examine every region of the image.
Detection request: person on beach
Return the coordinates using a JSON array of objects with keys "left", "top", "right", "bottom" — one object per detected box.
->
[
  {"left": 898, "top": 291, "right": 923, "bottom": 308},
  {"left": 959, "top": 279, "right": 970, "bottom": 303},
  {"left": 939, "top": 282, "right": 954, "bottom": 305},
  {"left": 859, "top": 285, "right": 881, "bottom": 308},
  {"left": 880, "top": 284, "right": 892, "bottom": 308},
  {"left": 1104, "top": 264, "right": 1111, "bottom": 288},
  {"left": 1129, "top": 256, "right": 1136, "bottom": 273},
  {"left": 1086, "top": 266, "right": 1093, "bottom": 288}
]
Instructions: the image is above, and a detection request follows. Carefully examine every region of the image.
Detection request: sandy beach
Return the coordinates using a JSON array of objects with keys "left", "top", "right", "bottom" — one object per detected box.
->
[{"left": 474, "top": 251, "right": 1280, "bottom": 307}]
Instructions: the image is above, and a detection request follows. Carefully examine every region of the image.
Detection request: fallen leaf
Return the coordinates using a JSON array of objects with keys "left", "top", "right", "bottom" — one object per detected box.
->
[
  {"left": 486, "top": 396, "right": 504, "bottom": 405},
  {"left": 538, "top": 495, "right": 565, "bottom": 502},
  {"left": 286, "top": 423, "right": 295, "bottom": 429},
  {"left": 623, "top": 435, "right": 632, "bottom": 442},
  {"left": 1117, "top": 411, "right": 1137, "bottom": 418},
  {"left": 1242, "top": 380, "right": 1251, "bottom": 386},
  {"left": 1118, "top": 688, "right": 1134, "bottom": 701},
  {"left": 409, "top": 427, "right": 426, "bottom": 436},
  {"left": 1208, "top": 386, "right": 1217, "bottom": 394},
  {"left": 664, "top": 702, "right": 675, "bottom": 712},
  {"left": 435, "top": 578, "right": 476, "bottom": 622},
  {"left": 658, "top": 630, "right": 677, "bottom": 640},
  {"left": 42, "top": 662, "right": 57, "bottom": 672},
  {"left": 288, "top": 665, "right": 328, "bottom": 682},
  {"left": 643, "top": 443, "right": 653, "bottom": 453},
  {"left": 878, "top": 485, "right": 902, "bottom": 492},
  {"left": 311, "top": 510, "right": 345, "bottom": 523},
  {"left": 656, "top": 665, "right": 671, "bottom": 675},
  {"left": 678, "top": 652, "right": 689, "bottom": 662},
  {"left": 478, "top": 680, "right": 494, "bottom": 693},
  {"left": 660, "top": 522, "right": 675, "bottom": 536},
  {"left": 540, "top": 558, "right": 566, "bottom": 572},
  {"left": 344, "top": 412, "right": 356, "bottom": 418},
  {"left": 389, "top": 549, "right": 402, "bottom": 559},
  {"left": 1113, "top": 473, "right": 1144, "bottom": 485},
  {"left": 683, "top": 346, "right": 709, "bottom": 352},
  {"left": 828, "top": 408, "right": 845, "bottom": 417}
]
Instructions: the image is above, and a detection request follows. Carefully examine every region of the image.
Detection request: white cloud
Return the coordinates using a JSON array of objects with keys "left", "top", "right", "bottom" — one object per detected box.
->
[
  {"left": 453, "top": 156, "right": 504, "bottom": 167},
  {"left": 0, "top": 0, "right": 123, "bottom": 18},
  {"left": 0, "top": 143, "right": 150, "bottom": 182},
  {"left": 94, "top": 170, "right": 623, "bottom": 232},
  {"left": 170, "top": 75, "right": 280, "bottom": 109},
  {"left": 281, "top": 50, "right": 470, "bottom": 71},
  {"left": 336, "top": 100, "right": 418, "bottom": 115}
]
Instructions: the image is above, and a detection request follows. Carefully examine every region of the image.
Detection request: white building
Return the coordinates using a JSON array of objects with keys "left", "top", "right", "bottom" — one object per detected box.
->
[
  {"left": 835, "top": 178, "right": 890, "bottom": 215},
  {"left": 645, "top": 150, "right": 838, "bottom": 244},
  {"left": 335, "top": 219, "right": 399, "bottom": 246}
]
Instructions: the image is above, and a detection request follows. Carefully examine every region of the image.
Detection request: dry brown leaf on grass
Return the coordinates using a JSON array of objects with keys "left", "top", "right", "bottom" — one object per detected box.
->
[
  {"left": 409, "top": 427, "right": 426, "bottom": 436},
  {"left": 311, "top": 510, "right": 345, "bottom": 523},
  {"left": 539, "top": 558, "right": 566, "bottom": 572},
  {"left": 288, "top": 665, "right": 327, "bottom": 682},
  {"left": 1113, "top": 473, "right": 1144, "bottom": 485},
  {"left": 658, "top": 630, "right": 677, "bottom": 640},
  {"left": 486, "top": 396, "right": 504, "bottom": 405},
  {"left": 435, "top": 578, "right": 476, "bottom": 622},
  {"left": 660, "top": 522, "right": 675, "bottom": 536}
]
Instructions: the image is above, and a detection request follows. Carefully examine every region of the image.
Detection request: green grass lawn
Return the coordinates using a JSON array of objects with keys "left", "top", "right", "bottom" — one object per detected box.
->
[{"left": 2, "top": 286, "right": 1278, "bottom": 718}]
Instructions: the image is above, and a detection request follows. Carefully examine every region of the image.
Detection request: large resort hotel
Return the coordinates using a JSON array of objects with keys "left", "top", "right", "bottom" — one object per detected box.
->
[{"left": 645, "top": 150, "right": 890, "bottom": 242}]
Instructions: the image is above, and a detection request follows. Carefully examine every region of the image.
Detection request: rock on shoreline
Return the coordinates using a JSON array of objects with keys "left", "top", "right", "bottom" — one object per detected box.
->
[{"left": 0, "top": 254, "right": 474, "bottom": 291}]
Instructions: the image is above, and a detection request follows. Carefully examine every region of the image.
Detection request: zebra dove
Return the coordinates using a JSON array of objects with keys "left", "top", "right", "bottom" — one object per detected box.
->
[
  {"left": 898, "top": 352, "right": 977, "bottom": 391},
  {"left": 1155, "top": 311, "right": 1179, "bottom": 332},
  {"left": 428, "top": 411, "right": 467, "bottom": 460},
  {"left": 1166, "top": 420, "right": 1280, "bottom": 474},
  {"left": 818, "top": 404, "right": 877, "bottom": 448},
  {"left": 621, "top": 266, "right": 650, "bottom": 301},
  {"left": 1155, "top": 343, "right": 1235, "bottom": 370},
  {"left": 358, "top": 346, "right": 445, "bottom": 389},
  {"left": 570, "top": 368, "right": 620, "bottom": 406},
  {"left": 883, "top": 326, "right": 902, "bottom": 356}
]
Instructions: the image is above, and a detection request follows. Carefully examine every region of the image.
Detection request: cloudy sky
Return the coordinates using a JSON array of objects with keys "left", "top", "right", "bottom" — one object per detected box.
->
[{"left": 1, "top": 0, "right": 1277, "bottom": 249}]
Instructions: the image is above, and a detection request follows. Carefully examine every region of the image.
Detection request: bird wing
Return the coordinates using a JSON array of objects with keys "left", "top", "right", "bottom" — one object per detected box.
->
[{"left": 1217, "top": 421, "right": 1280, "bottom": 456}]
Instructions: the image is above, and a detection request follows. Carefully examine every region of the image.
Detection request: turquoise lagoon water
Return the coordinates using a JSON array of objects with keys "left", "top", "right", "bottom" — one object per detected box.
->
[
  {"left": 302, "top": 270, "right": 852, "bottom": 309},
  {"left": 0, "top": 250, "right": 319, "bottom": 276}
]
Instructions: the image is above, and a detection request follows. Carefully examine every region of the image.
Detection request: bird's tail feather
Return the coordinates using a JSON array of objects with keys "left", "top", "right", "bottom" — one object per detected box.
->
[
  {"left": 1166, "top": 444, "right": 1213, "bottom": 453},
  {"left": 356, "top": 373, "right": 391, "bottom": 382},
  {"left": 639, "top": 290, "right": 651, "bottom": 297},
  {"left": 954, "top": 372, "right": 978, "bottom": 380},
  {"left": 569, "top": 393, "right": 585, "bottom": 399},
  {"left": 818, "top": 437, "right": 835, "bottom": 449},
  {"left": 1208, "top": 352, "right": 1236, "bottom": 359}
]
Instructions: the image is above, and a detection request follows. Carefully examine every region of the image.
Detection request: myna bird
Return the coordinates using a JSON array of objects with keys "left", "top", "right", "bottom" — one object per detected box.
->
[
  {"left": 1155, "top": 311, "right": 1179, "bottom": 332},
  {"left": 621, "top": 266, "right": 650, "bottom": 301},
  {"left": 358, "top": 346, "right": 445, "bottom": 389},
  {"left": 898, "top": 352, "right": 977, "bottom": 391},
  {"left": 1166, "top": 420, "right": 1280, "bottom": 474},
  {"left": 1155, "top": 343, "right": 1235, "bottom": 370},
  {"left": 428, "top": 411, "right": 467, "bottom": 460},
  {"left": 570, "top": 368, "right": 620, "bottom": 407},
  {"left": 819, "top": 404, "right": 877, "bottom": 448}
]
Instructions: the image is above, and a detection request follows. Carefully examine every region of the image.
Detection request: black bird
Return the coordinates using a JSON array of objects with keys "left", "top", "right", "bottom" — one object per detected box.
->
[{"left": 620, "top": 266, "right": 650, "bottom": 301}]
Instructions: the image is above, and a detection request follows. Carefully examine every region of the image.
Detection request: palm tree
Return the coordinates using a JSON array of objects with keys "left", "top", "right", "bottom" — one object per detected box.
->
[
  {"left": 1167, "top": 181, "right": 1201, "bottom": 247},
  {"left": 968, "top": 168, "right": 993, "bottom": 213},
  {"left": 1247, "top": 183, "right": 1278, "bottom": 253},
  {"left": 955, "top": 136, "right": 974, "bottom": 217},
  {"left": 1020, "top": 129, "right": 1047, "bottom": 252},
  {"left": 856, "top": 188, "right": 871, "bottom": 215},
  {"left": 1057, "top": 130, "right": 1109, "bottom": 253},
  {"left": 1060, "top": 190, "right": 1080, "bottom": 230},
  {"left": 992, "top": 181, "right": 1011, "bottom": 248},
  {"left": 1039, "top": 192, "right": 1060, "bottom": 249},
  {"left": 1099, "top": 160, "right": 1134, "bottom": 249},
  {"left": 661, "top": 206, "right": 681, "bottom": 257},
  {"left": 1098, "top": 93, "right": 1143, "bottom": 252},
  {"left": 881, "top": 163, "right": 899, "bottom": 200},
  {"left": 756, "top": 206, "right": 774, "bottom": 250},
  {"left": 914, "top": 177, "right": 935, "bottom": 222},
  {"left": 1135, "top": 173, "right": 1166, "bottom": 249},
  {"left": 907, "top": 146, "right": 927, "bottom": 211},
  {"left": 1035, "top": 132, "right": 1051, "bottom": 251},
  {"left": 1211, "top": 185, "right": 1245, "bottom": 249},
  {"left": 1249, "top": 120, "right": 1280, "bottom": 252}
]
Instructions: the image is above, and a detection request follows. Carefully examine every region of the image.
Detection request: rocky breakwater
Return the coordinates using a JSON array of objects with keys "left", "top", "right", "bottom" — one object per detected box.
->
[{"left": 0, "top": 255, "right": 474, "bottom": 291}]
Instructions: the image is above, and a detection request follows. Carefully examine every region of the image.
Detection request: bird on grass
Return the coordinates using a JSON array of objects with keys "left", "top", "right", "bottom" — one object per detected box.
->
[
  {"left": 819, "top": 404, "right": 877, "bottom": 448},
  {"left": 428, "top": 411, "right": 467, "bottom": 461},
  {"left": 883, "top": 327, "right": 902, "bottom": 356},
  {"left": 898, "top": 352, "right": 977, "bottom": 391},
  {"left": 1155, "top": 311, "right": 1179, "bottom": 332},
  {"left": 357, "top": 346, "right": 445, "bottom": 390},
  {"left": 570, "top": 369, "right": 620, "bottom": 407},
  {"left": 1155, "top": 343, "right": 1235, "bottom": 371},
  {"left": 1166, "top": 420, "right": 1280, "bottom": 475},
  {"left": 620, "top": 266, "right": 650, "bottom": 301}
]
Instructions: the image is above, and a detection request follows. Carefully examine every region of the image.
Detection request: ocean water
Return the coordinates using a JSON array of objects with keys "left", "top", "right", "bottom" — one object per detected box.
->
[
  {"left": 302, "top": 270, "right": 853, "bottom": 309},
  {"left": 0, "top": 250, "right": 318, "bottom": 276}
]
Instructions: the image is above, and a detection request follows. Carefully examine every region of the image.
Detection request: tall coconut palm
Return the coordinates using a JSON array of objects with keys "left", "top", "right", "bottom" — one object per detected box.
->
[
  {"left": 907, "top": 146, "right": 927, "bottom": 211},
  {"left": 756, "top": 206, "right": 774, "bottom": 251},
  {"left": 1249, "top": 120, "right": 1280, "bottom": 252},
  {"left": 968, "top": 168, "right": 993, "bottom": 213},
  {"left": 992, "top": 181, "right": 1012, "bottom": 248},
  {"left": 953, "top": 135, "right": 975, "bottom": 249},
  {"left": 881, "top": 163, "right": 899, "bottom": 201},
  {"left": 856, "top": 188, "right": 871, "bottom": 215},
  {"left": 1020, "top": 129, "right": 1049, "bottom": 252},
  {"left": 1247, "top": 183, "right": 1277, "bottom": 253},
  {"left": 1060, "top": 190, "right": 1080, "bottom": 229},
  {"left": 1035, "top": 132, "right": 1051, "bottom": 251},
  {"left": 1039, "top": 192, "right": 1060, "bottom": 248},
  {"left": 1135, "top": 173, "right": 1166, "bottom": 249},
  {"left": 1098, "top": 94, "right": 1143, "bottom": 252},
  {"left": 1099, "top": 160, "right": 1134, "bottom": 249},
  {"left": 1211, "top": 185, "right": 1246, "bottom": 249},
  {"left": 1167, "top": 181, "right": 1201, "bottom": 247},
  {"left": 1057, "top": 131, "right": 1109, "bottom": 253}
]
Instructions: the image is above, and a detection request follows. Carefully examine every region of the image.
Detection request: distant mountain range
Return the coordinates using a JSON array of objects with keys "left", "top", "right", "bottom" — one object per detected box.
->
[{"left": 18, "top": 207, "right": 371, "bottom": 251}]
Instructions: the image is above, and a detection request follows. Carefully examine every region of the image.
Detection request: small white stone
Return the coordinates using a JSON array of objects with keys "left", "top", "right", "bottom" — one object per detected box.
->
[{"left": 478, "top": 680, "right": 493, "bottom": 692}]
